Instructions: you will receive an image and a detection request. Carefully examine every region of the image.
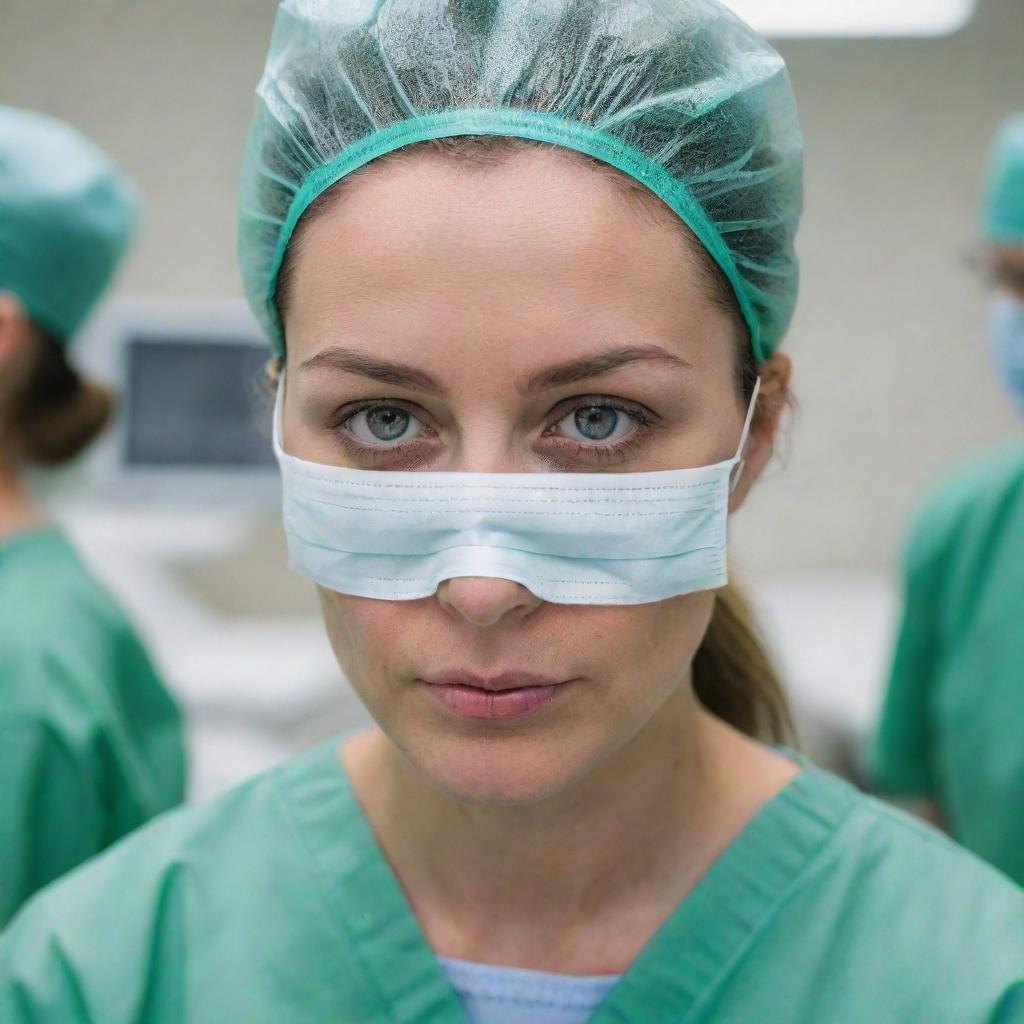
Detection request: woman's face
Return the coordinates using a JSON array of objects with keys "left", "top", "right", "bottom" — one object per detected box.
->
[{"left": 282, "top": 149, "right": 779, "bottom": 804}]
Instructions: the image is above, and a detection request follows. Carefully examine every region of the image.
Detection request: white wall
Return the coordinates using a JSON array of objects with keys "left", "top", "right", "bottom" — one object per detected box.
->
[
  {"left": 737, "top": 0, "right": 1024, "bottom": 576},
  {"left": 3, "top": 0, "right": 1023, "bottom": 581}
]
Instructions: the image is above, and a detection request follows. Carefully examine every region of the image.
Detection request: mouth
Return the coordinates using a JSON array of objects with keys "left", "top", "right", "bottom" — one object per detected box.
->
[{"left": 420, "top": 671, "right": 573, "bottom": 721}]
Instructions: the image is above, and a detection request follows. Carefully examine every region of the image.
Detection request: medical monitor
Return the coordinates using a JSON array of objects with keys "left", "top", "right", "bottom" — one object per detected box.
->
[{"left": 74, "top": 300, "right": 280, "bottom": 505}]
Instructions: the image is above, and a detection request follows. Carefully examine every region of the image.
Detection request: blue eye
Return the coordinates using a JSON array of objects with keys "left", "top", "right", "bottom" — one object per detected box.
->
[
  {"left": 559, "top": 405, "right": 635, "bottom": 444},
  {"left": 347, "top": 406, "right": 422, "bottom": 445}
]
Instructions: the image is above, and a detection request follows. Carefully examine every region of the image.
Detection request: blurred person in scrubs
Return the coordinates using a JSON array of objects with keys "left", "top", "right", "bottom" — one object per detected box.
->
[
  {"left": 871, "top": 114, "right": 1024, "bottom": 887},
  {"left": 2, "top": 5, "right": 1022, "bottom": 1021},
  {"left": 0, "top": 107, "right": 185, "bottom": 925}
]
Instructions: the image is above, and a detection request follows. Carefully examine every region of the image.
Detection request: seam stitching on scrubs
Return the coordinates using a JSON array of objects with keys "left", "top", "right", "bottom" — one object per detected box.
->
[
  {"left": 859, "top": 796, "right": 974, "bottom": 854},
  {"left": 678, "top": 793, "right": 861, "bottom": 1024},
  {"left": 267, "top": 770, "right": 406, "bottom": 1024}
]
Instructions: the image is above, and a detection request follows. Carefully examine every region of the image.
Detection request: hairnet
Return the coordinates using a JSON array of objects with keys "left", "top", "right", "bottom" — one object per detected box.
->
[
  {"left": 0, "top": 106, "right": 138, "bottom": 345},
  {"left": 239, "top": 0, "right": 804, "bottom": 363},
  {"left": 985, "top": 114, "right": 1024, "bottom": 245}
]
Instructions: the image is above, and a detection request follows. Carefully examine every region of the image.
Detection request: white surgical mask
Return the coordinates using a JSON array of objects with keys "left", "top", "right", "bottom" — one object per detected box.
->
[
  {"left": 990, "top": 293, "right": 1024, "bottom": 416},
  {"left": 274, "top": 376, "right": 760, "bottom": 606}
]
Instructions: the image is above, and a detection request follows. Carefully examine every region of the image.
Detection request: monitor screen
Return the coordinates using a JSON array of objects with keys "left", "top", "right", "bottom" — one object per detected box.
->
[{"left": 124, "top": 337, "right": 275, "bottom": 469}]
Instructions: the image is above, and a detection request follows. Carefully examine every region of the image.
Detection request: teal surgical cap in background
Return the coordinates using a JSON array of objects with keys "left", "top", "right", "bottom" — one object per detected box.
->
[
  {"left": 238, "top": 0, "right": 804, "bottom": 363},
  {"left": 985, "top": 114, "right": 1024, "bottom": 245},
  {"left": 0, "top": 106, "right": 138, "bottom": 346}
]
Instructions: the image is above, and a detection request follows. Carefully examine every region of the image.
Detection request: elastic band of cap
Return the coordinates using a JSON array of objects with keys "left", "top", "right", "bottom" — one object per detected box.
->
[{"left": 264, "top": 108, "right": 764, "bottom": 361}]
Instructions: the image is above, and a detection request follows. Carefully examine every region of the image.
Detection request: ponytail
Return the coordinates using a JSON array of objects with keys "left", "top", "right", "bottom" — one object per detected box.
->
[
  {"left": 9, "top": 328, "right": 115, "bottom": 467},
  {"left": 692, "top": 582, "right": 794, "bottom": 744}
]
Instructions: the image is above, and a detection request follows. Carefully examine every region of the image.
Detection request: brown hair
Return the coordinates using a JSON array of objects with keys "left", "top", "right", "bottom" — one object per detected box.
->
[
  {"left": 274, "top": 137, "right": 794, "bottom": 745},
  {"left": 6, "top": 326, "right": 115, "bottom": 467}
]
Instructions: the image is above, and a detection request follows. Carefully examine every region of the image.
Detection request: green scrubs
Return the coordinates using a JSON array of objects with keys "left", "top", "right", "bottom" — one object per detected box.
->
[
  {"left": 872, "top": 444, "right": 1024, "bottom": 884},
  {"left": 0, "top": 528, "right": 185, "bottom": 925},
  {"left": 1, "top": 740, "right": 1021, "bottom": 1022}
]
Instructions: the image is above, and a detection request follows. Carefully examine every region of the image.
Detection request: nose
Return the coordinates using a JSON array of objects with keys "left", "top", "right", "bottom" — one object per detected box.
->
[{"left": 436, "top": 576, "right": 543, "bottom": 627}]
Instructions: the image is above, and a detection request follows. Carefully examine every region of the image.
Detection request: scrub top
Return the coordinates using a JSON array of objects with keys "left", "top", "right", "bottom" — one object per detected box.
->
[
  {"left": 871, "top": 443, "right": 1024, "bottom": 884},
  {"left": 0, "top": 528, "right": 186, "bottom": 925},
  {"left": 1, "top": 738, "right": 1021, "bottom": 1023}
]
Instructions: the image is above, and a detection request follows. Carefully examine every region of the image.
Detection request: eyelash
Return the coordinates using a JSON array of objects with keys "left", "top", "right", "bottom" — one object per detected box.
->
[
  {"left": 331, "top": 396, "right": 656, "bottom": 467},
  {"left": 538, "top": 400, "right": 654, "bottom": 468}
]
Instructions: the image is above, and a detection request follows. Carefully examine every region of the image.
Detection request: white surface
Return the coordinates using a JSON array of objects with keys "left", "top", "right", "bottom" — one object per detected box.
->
[
  {"left": 748, "top": 573, "right": 897, "bottom": 777},
  {"left": 729, "top": 0, "right": 976, "bottom": 38},
  {"left": 752, "top": 573, "right": 896, "bottom": 736}
]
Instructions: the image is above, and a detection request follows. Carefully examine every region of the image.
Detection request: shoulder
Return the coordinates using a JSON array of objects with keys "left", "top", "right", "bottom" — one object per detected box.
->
[
  {"left": 905, "top": 443, "right": 1024, "bottom": 573},
  {"left": 0, "top": 529, "right": 129, "bottom": 633},
  {"left": 6, "top": 744, "right": 304, "bottom": 922},
  {"left": 789, "top": 772, "right": 1023, "bottom": 985},
  {"left": 837, "top": 781, "right": 1022, "bottom": 899},
  {"left": 0, "top": 746, "right": 338, "bottom": 1019},
  {"left": 739, "top": 770, "right": 1024, "bottom": 1020},
  {"left": 0, "top": 532, "right": 143, "bottom": 713}
]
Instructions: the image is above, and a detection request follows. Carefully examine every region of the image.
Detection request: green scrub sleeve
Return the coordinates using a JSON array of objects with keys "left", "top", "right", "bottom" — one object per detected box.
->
[
  {"left": 0, "top": 720, "right": 105, "bottom": 927},
  {"left": 870, "top": 526, "right": 944, "bottom": 797}
]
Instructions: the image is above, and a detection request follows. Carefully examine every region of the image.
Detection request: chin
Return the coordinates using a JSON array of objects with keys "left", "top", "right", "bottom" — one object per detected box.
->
[{"left": 405, "top": 728, "right": 597, "bottom": 806}]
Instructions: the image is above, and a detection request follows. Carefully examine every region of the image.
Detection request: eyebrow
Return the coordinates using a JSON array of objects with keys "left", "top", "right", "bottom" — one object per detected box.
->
[
  {"left": 521, "top": 344, "right": 691, "bottom": 394},
  {"left": 300, "top": 346, "right": 446, "bottom": 394},
  {"left": 299, "top": 342, "right": 690, "bottom": 396}
]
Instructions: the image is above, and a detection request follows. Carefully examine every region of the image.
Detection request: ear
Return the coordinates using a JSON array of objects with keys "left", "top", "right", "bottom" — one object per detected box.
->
[
  {"left": 0, "top": 294, "right": 31, "bottom": 371},
  {"left": 728, "top": 351, "right": 791, "bottom": 513}
]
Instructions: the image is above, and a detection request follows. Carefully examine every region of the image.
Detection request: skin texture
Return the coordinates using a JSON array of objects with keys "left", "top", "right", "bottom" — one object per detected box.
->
[{"left": 280, "top": 148, "right": 797, "bottom": 971}]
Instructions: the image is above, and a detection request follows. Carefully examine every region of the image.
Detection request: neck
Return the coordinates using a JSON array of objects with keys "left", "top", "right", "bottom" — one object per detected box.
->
[
  {"left": 0, "top": 456, "right": 44, "bottom": 540},
  {"left": 343, "top": 684, "right": 797, "bottom": 973}
]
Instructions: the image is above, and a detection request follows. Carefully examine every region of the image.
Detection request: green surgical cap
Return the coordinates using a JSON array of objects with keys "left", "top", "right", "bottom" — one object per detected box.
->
[
  {"left": 0, "top": 106, "right": 138, "bottom": 346},
  {"left": 984, "top": 114, "right": 1024, "bottom": 245},
  {"left": 239, "top": 0, "right": 804, "bottom": 363}
]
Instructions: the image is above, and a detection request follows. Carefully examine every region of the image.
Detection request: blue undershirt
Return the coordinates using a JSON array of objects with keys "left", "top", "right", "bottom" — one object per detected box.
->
[{"left": 439, "top": 957, "right": 621, "bottom": 1024}]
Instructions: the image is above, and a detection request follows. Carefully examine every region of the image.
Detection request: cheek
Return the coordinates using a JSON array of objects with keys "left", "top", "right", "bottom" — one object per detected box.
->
[
  {"left": 528, "top": 589, "right": 712, "bottom": 700},
  {"left": 317, "top": 590, "right": 413, "bottom": 683},
  {"left": 571, "top": 593, "right": 714, "bottom": 677}
]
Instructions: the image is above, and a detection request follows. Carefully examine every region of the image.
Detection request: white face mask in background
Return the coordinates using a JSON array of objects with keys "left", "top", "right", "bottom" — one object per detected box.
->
[
  {"left": 274, "top": 376, "right": 760, "bottom": 606},
  {"left": 990, "top": 293, "right": 1024, "bottom": 416}
]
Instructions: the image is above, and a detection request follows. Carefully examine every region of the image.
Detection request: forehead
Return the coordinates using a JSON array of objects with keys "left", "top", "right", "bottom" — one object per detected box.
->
[{"left": 283, "top": 148, "right": 732, "bottom": 375}]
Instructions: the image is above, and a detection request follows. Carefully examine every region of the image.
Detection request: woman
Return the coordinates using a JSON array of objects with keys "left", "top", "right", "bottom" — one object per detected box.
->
[
  {"left": 2, "top": 3, "right": 1022, "bottom": 1021},
  {"left": 871, "top": 114, "right": 1024, "bottom": 885},
  {"left": 0, "top": 106, "right": 186, "bottom": 925}
]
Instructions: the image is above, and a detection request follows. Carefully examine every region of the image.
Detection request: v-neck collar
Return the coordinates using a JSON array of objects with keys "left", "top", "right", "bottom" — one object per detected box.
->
[
  {"left": 277, "top": 740, "right": 858, "bottom": 1024},
  {"left": 588, "top": 765, "right": 856, "bottom": 1022}
]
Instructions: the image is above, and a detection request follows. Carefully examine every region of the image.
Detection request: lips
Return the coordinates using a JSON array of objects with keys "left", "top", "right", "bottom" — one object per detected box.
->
[
  {"left": 423, "top": 671, "right": 565, "bottom": 692},
  {"left": 420, "top": 670, "right": 571, "bottom": 720}
]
